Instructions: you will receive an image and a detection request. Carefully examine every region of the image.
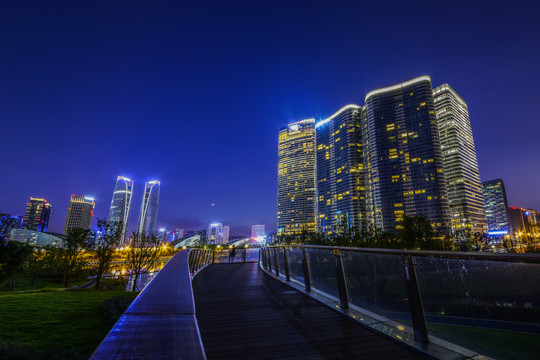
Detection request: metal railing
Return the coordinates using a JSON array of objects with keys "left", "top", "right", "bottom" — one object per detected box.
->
[
  {"left": 211, "top": 248, "right": 260, "bottom": 264},
  {"left": 260, "top": 245, "right": 540, "bottom": 349},
  {"left": 189, "top": 248, "right": 213, "bottom": 274},
  {"left": 91, "top": 249, "right": 208, "bottom": 360}
]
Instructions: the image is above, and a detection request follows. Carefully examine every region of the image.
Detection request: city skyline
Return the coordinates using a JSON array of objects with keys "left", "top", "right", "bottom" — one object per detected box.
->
[{"left": 1, "top": 2, "right": 539, "bottom": 236}]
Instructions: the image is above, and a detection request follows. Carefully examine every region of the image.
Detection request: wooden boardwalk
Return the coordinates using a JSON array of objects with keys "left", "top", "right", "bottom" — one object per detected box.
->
[{"left": 193, "top": 263, "right": 429, "bottom": 360}]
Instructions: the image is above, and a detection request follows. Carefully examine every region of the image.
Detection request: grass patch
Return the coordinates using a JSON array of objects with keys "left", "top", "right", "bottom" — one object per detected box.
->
[
  {"left": 0, "top": 277, "right": 90, "bottom": 292},
  {"left": 428, "top": 323, "right": 540, "bottom": 360},
  {"left": 0, "top": 290, "right": 137, "bottom": 358}
]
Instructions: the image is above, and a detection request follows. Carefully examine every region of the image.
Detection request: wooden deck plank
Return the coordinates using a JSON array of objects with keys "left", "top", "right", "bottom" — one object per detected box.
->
[{"left": 193, "top": 263, "right": 428, "bottom": 360}]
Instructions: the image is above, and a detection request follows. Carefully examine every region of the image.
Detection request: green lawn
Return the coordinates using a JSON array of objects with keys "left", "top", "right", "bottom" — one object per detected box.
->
[
  {"left": 428, "top": 323, "right": 540, "bottom": 360},
  {"left": 0, "top": 290, "right": 137, "bottom": 359},
  {"left": 0, "top": 276, "right": 90, "bottom": 292}
]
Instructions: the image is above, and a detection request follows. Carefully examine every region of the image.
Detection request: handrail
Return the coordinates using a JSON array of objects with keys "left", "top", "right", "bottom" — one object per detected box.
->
[
  {"left": 265, "top": 244, "right": 540, "bottom": 262},
  {"left": 260, "top": 244, "right": 540, "bottom": 355},
  {"left": 90, "top": 249, "right": 212, "bottom": 360}
]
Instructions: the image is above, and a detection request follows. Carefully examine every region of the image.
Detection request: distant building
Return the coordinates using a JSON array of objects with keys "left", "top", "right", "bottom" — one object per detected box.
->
[
  {"left": 433, "top": 84, "right": 487, "bottom": 236},
  {"left": 108, "top": 176, "right": 134, "bottom": 240},
  {"left": 0, "top": 214, "right": 23, "bottom": 230},
  {"left": 23, "top": 197, "right": 52, "bottom": 232},
  {"left": 277, "top": 119, "right": 317, "bottom": 235},
  {"left": 64, "top": 195, "right": 95, "bottom": 234},
  {"left": 364, "top": 75, "right": 450, "bottom": 234},
  {"left": 137, "top": 181, "right": 160, "bottom": 235},
  {"left": 251, "top": 224, "right": 265, "bottom": 238},
  {"left": 207, "top": 223, "right": 226, "bottom": 244},
  {"left": 509, "top": 207, "right": 527, "bottom": 234},
  {"left": 508, "top": 207, "right": 539, "bottom": 235},
  {"left": 174, "top": 228, "right": 184, "bottom": 239},
  {"left": 482, "top": 179, "right": 513, "bottom": 236},
  {"left": 316, "top": 105, "right": 367, "bottom": 234},
  {"left": 223, "top": 226, "right": 230, "bottom": 243},
  {"left": 10, "top": 228, "right": 65, "bottom": 247}
]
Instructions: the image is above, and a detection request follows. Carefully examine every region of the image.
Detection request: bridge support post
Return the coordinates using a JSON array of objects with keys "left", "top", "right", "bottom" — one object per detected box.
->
[
  {"left": 267, "top": 248, "right": 272, "bottom": 272},
  {"left": 402, "top": 254, "right": 428, "bottom": 344},
  {"left": 282, "top": 247, "right": 290, "bottom": 281},
  {"left": 243, "top": 249, "right": 247, "bottom": 263},
  {"left": 301, "top": 247, "right": 311, "bottom": 292},
  {"left": 273, "top": 247, "right": 279, "bottom": 276},
  {"left": 334, "top": 249, "right": 349, "bottom": 309}
]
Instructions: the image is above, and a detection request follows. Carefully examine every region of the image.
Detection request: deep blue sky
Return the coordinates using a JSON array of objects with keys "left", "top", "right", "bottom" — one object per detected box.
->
[{"left": 1, "top": 1, "right": 539, "bottom": 236}]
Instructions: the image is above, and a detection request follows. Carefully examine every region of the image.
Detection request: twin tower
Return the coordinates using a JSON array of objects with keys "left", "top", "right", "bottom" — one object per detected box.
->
[
  {"left": 108, "top": 176, "right": 160, "bottom": 240},
  {"left": 277, "top": 75, "right": 487, "bottom": 237}
]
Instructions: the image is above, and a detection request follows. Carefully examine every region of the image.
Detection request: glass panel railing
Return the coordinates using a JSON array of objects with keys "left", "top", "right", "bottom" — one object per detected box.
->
[
  {"left": 305, "top": 248, "right": 339, "bottom": 299},
  {"left": 285, "top": 247, "right": 305, "bottom": 284},
  {"left": 414, "top": 256, "right": 540, "bottom": 360},
  {"left": 341, "top": 251, "right": 411, "bottom": 324},
  {"left": 245, "top": 248, "right": 260, "bottom": 262},
  {"left": 276, "top": 248, "right": 285, "bottom": 277}
]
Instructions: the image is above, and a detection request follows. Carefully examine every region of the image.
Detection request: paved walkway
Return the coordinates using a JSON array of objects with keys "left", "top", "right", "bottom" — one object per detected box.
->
[{"left": 193, "top": 263, "right": 428, "bottom": 360}]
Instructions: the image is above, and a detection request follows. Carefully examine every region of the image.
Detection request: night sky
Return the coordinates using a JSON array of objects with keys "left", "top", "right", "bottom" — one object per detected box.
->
[{"left": 1, "top": 1, "right": 539, "bottom": 236}]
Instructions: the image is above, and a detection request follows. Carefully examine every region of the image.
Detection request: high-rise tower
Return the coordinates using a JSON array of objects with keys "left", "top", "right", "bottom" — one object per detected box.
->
[
  {"left": 64, "top": 195, "right": 95, "bottom": 234},
  {"left": 108, "top": 176, "right": 134, "bottom": 239},
  {"left": 364, "top": 76, "right": 450, "bottom": 234},
  {"left": 482, "top": 179, "right": 512, "bottom": 236},
  {"left": 315, "top": 105, "right": 367, "bottom": 234},
  {"left": 433, "top": 84, "right": 487, "bottom": 237},
  {"left": 277, "top": 119, "right": 317, "bottom": 235},
  {"left": 23, "top": 197, "right": 52, "bottom": 232},
  {"left": 137, "top": 180, "right": 160, "bottom": 235}
]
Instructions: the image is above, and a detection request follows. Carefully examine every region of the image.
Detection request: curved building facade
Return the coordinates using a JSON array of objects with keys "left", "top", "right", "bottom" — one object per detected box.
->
[
  {"left": 137, "top": 180, "right": 160, "bottom": 236},
  {"left": 434, "top": 84, "right": 487, "bottom": 236},
  {"left": 277, "top": 119, "right": 317, "bottom": 235},
  {"left": 364, "top": 76, "right": 450, "bottom": 234},
  {"left": 108, "top": 176, "right": 134, "bottom": 240},
  {"left": 315, "top": 105, "right": 367, "bottom": 234}
]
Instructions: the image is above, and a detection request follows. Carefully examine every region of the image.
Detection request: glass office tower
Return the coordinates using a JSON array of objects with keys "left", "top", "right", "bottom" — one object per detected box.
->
[
  {"left": 64, "top": 195, "right": 95, "bottom": 234},
  {"left": 277, "top": 119, "right": 317, "bottom": 235},
  {"left": 108, "top": 176, "right": 134, "bottom": 240},
  {"left": 315, "top": 104, "right": 367, "bottom": 234},
  {"left": 434, "top": 84, "right": 487, "bottom": 237},
  {"left": 137, "top": 180, "right": 160, "bottom": 236},
  {"left": 482, "top": 179, "right": 512, "bottom": 235},
  {"left": 364, "top": 76, "right": 450, "bottom": 234},
  {"left": 23, "top": 197, "right": 52, "bottom": 232}
]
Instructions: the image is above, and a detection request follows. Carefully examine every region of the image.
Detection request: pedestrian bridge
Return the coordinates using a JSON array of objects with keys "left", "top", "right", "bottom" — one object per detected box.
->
[{"left": 90, "top": 247, "right": 540, "bottom": 359}]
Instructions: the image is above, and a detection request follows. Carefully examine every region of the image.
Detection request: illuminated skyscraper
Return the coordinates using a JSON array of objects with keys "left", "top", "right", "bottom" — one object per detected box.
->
[
  {"left": 22, "top": 197, "right": 52, "bottom": 232},
  {"left": 223, "top": 226, "right": 230, "bottom": 243},
  {"left": 207, "top": 223, "right": 225, "bottom": 244},
  {"left": 108, "top": 176, "right": 134, "bottom": 239},
  {"left": 316, "top": 105, "right": 367, "bottom": 234},
  {"left": 137, "top": 181, "right": 160, "bottom": 235},
  {"left": 64, "top": 195, "right": 95, "bottom": 234},
  {"left": 482, "top": 179, "right": 512, "bottom": 236},
  {"left": 277, "top": 119, "right": 317, "bottom": 235},
  {"left": 433, "top": 84, "right": 487, "bottom": 237},
  {"left": 364, "top": 76, "right": 450, "bottom": 233}
]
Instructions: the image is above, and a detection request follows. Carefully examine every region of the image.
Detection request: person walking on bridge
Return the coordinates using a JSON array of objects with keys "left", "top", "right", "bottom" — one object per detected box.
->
[{"left": 228, "top": 246, "right": 236, "bottom": 263}]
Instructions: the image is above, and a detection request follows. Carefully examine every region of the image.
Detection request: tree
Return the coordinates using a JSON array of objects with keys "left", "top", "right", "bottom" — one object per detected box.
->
[
  {"left": 25, "top": 248, "right": 47, "bottom": 286},
  {"left": 0, "top": 241, "right": 32, "bottom": 290},
  {"left": 0, "top": 213, "right": 18, "bottom": 245},
  {"left": 399, "top": 215, "right": 442, "bottom": 250},
  {"left": 61, "top": 228, "right": 90, "bottom": 288},
  {"left": 94, "top": 219, "right": 123, "bottom": 290},
  {"left": 126, "top": 231, "right": 163, "bottom": 291}
]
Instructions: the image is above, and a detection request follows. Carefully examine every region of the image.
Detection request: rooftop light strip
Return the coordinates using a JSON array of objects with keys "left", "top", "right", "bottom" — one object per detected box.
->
[
  {"left": 364, "top": 75, "right": 431, "bottom": 102},
  {"left": 315, "top": 104, "right": 361, "bottom": 128}
]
